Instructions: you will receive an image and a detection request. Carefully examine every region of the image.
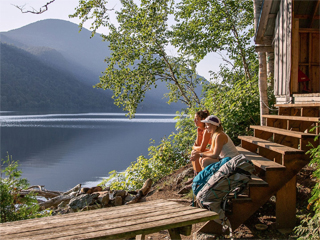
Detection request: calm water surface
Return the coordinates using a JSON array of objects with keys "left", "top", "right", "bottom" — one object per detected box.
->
[{"left": 0, "top": 112, "right": 178, "bottom": 191}]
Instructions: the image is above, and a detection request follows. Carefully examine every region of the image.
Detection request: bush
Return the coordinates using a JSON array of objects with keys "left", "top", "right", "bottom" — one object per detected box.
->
[
  {"left": 99, "top": 111, "right": 196, "bottom": 190},
  {"left": 294, "top": 124, "right": 320, "bottom": 239},
  {"left": 0, "top": 154, "right": 42, "bottom": 223}
]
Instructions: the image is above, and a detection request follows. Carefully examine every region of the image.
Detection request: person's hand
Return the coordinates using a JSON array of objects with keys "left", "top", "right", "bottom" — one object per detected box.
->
[{"left": 190, "top": 150, "right": 200, "bottom": 162}]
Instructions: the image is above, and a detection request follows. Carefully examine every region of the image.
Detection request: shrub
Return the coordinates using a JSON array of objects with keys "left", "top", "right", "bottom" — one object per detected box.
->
[
  {"left": 99, "top": 111, "right": 196, "bottom": 190},
  {"left": 294, "top": 124, "right": 320, "bottom": 239},
  {"left": 0, "top": 154, "right": 42, "bottom": 223}
]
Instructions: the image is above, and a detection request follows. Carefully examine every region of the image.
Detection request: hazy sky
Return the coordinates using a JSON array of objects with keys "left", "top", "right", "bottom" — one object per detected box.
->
[{"left": 0, "top": 0, "right": 223, "bottom": 80}]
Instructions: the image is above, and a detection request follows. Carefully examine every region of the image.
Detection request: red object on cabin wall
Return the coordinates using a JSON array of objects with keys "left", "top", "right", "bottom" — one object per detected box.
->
[{"left": 298, "top": 69, "right": 310, "bottom": 82}]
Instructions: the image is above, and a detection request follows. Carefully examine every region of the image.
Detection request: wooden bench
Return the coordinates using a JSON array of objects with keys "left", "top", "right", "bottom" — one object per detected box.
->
[{"left": 0, "top": 199, "right": 218, "bottom": 240}]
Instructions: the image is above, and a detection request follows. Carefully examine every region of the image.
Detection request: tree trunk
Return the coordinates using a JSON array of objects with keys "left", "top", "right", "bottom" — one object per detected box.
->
[{"left": 258, "top": 52, "right": 269, "bottom": 125}]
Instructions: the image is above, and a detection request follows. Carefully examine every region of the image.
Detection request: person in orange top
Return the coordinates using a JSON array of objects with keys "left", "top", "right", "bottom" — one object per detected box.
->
[{"left": 185, "top": 110, "right": 211, "bottom": 185}]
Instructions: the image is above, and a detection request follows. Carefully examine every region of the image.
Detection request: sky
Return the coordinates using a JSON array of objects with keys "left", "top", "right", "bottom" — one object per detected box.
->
[{"left": 0, "top": 0, "right": 222, "bottom": 81}]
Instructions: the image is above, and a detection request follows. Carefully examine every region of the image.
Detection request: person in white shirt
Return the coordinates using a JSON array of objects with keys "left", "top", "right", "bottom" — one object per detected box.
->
[{"left": 191, "top": 115, "right": 239, "bottom": 169}]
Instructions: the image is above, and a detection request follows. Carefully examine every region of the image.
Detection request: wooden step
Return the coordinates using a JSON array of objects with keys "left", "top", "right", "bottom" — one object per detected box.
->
[
  {"left": 236, "top": 146, "right": 286, "bottom": 171},
  {"left": 250, "top": 125, "right": 317, "bottom": 139},
  {"left": 238, "top": 136, "right": 304, "bottom": 155},
  {"left": 274, "top": 103, "right": 320, "bottom": 117},
  {"left": 274, "top": 103, "right": 320, "bottom": 108},
  {"left": 262, "top": 114, "right": 320, "bottom": 122},
  {"left": 248, "top": 174, "right": 268, "bottom": 187}
]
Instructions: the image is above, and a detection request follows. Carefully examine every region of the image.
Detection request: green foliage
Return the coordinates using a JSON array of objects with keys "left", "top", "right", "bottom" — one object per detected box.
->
[
  {"left": 202, "top": 77, "right": 260, "bottom": 144},
  {"left": 71, "top": 0, "right": 207, "bottom": 117},
  {"left": 99, "top": 112, "right": 196, "bottom": 190},
  {"left": 295, "top": 125, "right": 320, "bottom": 239},
  {"left": 173, "top": 0, "right": 255, "bottom": 81},
  {"left": 0, "top": 154, "right": 42, "bottom": 223},
  {"left": 170, "top": 0, "right": 265, "bottom": 144},
  {"left": 74, "top": 0, "right": 265, "bottom": 194}
]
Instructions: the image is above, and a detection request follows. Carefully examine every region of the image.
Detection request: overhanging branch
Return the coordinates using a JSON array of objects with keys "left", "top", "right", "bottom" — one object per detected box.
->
[{"left": 14, "top": 0, "right": 56, "bottom": 14}]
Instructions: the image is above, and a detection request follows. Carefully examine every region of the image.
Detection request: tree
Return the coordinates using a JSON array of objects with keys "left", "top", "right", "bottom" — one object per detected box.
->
[
  {"left": 172, "top": 0, "right": 256, "bottom": 82},
  {"left": 71, "top": 0, "right": 205, "bottom": 117},
  {"left": 170, "top": 0, "right": 262, "bottom": 139}
]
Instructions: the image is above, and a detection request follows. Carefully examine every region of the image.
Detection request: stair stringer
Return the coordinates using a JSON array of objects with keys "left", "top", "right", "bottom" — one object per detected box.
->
[{"left": 197, "top": 156, "right": 309, "bottom": 235}]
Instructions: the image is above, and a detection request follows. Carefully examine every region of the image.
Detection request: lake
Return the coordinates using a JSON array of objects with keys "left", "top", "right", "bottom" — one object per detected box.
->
[{"left": 0, "top": 111, "right": 178, "bottom": 191}]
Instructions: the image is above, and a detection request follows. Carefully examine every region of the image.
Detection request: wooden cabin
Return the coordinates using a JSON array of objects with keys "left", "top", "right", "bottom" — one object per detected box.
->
[
  {"left": 196, "top": 0, "right": 320, "bottom": 236},
  {"left": 255, "top": 0, "right": 319, "bottom": 104}
]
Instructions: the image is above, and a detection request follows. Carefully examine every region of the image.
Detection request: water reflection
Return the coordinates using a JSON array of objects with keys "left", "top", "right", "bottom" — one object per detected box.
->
[{"left": 0, "top": 112, "right": 178, "bottom": 191}]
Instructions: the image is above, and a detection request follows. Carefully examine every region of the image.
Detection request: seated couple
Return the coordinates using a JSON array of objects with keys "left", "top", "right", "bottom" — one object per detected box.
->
[{"left": 184, "top": 110, "right": 239, "bottom": 189}]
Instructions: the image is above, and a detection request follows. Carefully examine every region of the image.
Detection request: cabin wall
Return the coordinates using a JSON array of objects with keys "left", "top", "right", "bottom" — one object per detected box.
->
[
  {"left": 297, "top": 31, "right": 320, "bottom": 93},
  {"left": 274, "top": 0, "right": 292, "bottom": 102}
]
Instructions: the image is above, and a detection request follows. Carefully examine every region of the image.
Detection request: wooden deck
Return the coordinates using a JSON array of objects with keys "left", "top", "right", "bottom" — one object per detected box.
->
[{"left": 0, "top": 199, "right": 218, "bottom": 240}]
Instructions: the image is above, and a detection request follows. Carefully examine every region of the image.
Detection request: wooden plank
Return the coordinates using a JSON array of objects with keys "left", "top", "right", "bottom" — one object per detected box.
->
[
  {"left": 309, "top": 0, "right": 320, "bottom": 28},
  {"left": 299, "top": 28, "right": 320, "bottom": 33},
  {"left": 259, "top": 147, "right": 283, "bottom": 164},
  {"left": 1, "top": 201, "right": 218, "bottom": 240},
  {"left": 286, "top": 0, "right": 292, "bottom": 99},
  {"left": 311, "top": 65, "right": 320, "bottom": 93},
  {"left": 2, "top": 207, "right": 217, "bottom": 239},
  {"left": 253, "top": 128, "right": 273, "bottom": 140},
  {"left": 291, "top": 18, "right": 299, "bottom": 93},
  {"left": 168, "top": 228, "right": 182, "bottom": 240},
  {"left": 0, "top": 200, "right": 174, "bottom": 228},
  {"left": 238, "top": 135, "right": 304, "bottom": 155},
  {"left": 276, "top": 176, "right": 297, "bottom": 229},
  {"left": 279, "top": 0, "right": 284, "bottom": 96},
  {"left": 248, "top": 174, "right": 269, "bottom": 187},
  {"left": 177, "top": 225, "right": 192, "bottom": 236},
  {"left": 255, "top": 46, "right": 274, "bottom": 52},
  {"left": 300, "top": 33, "right": 309, "bottom": 63},
  {"left": 282, "top": 0, "right": 291, "bottom": 100},
  {"left": 311, "top": 32, "right": 320, "bottom": 92},
  {"left": 236, "top": 146, "right": 286, "bottom": 171},
  {"left": 45, "top": 211, "right": 217, "bottom": 240},
  {"left": 2, "top": 207, "right": 216, "bottom": 239},
  {"left": 136, "top": 234, "right": 145, "bottom": 240},
  {"left": 255, "top": 0, "right": 273, "bottom": 44},
  {"left": 274, "top": 12, "right": 280, "bottom": 96},
  {"left": 250, "top": 125, "right": 317, "bottom": 138},
  {"left": 0, "top": 203, "right": 189, "bottom": 234},
  {"left": 309, "top": 32, "right": 312, "bottom": 91},
  {"left": 311, "top": 33, "right": 320, "bottom": 63},
  {"left": 262, "top": 114, "right": 320, "bottom": 122},
  {"left": 274, "top": 103, "right": 320, "bottom": 107}
]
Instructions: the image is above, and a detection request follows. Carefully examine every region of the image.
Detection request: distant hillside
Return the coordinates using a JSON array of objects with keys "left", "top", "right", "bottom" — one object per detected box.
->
[
  {"left": 1, "top": 19, "right": 110, "bottom": 77},
  {"left": 0, "top": 42, "right": 116, "bottom": 111},
  {"left": 0, "top": 19, "right": 202, "bottom": 112}
]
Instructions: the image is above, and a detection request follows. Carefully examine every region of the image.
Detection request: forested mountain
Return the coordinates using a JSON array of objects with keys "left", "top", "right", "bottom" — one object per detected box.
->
[
  {"left": 1, "top": 19, "right": 109, "bottom": 78},
  {"left": 0, "top": 19, "right": 193, "bottom": 112},
  {"left": 0, "top": 42, "right": 116, "bottom": 111}
]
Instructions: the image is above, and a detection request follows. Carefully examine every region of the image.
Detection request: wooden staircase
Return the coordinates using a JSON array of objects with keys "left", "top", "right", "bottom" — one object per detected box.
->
[{"left": 198, "top": 103, "right": 320, "bottom": 234}]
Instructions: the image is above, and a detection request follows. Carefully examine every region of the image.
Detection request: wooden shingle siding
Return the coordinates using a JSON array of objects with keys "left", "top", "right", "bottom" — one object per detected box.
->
[{"left": 274, "top": 0, "right": 292, "bottom": 100}]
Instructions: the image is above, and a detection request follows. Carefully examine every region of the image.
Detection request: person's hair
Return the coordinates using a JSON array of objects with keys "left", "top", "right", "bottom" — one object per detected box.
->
[
  {"left": 196, "top": 109, "right": 210, "bottom": 120},
  {"left": 215, "top": 124, "right": 224, "bottom": 133}
]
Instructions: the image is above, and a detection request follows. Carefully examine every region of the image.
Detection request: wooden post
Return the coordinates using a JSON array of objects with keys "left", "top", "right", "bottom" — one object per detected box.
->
[
  {"left": 168, "top": 228, "right": 182, "bottom": 240},
  {"left": 291, "top": 19, "right": 299, "bottom": 93},
  {"left": 136, "top": 234, "right": 146, "bottom": 240},
  {"left": 276, "top": 176, "right": 297, "bottom": 230},
  {"left": 259, "top": 52, "right": 269, "bottom": 126},
  {"left": 267, "top": 52, "right": 275, "bottom": 89}
]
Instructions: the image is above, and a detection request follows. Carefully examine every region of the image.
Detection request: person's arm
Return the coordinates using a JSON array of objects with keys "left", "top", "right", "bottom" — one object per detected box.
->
[
  {"left": 198, "top": 133, "right": 228, "bottom": 159},
  {"left": 193, "top": 128, "right": 203, "bottom": 147},
  {"left": 192, "top": 130, "right": 211, "bottom": 152}
]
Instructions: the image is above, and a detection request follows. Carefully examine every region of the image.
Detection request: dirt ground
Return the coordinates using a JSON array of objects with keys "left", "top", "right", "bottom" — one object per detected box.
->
[{"left": 144, "top": 163, "right": 316, "bottom": 239}]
